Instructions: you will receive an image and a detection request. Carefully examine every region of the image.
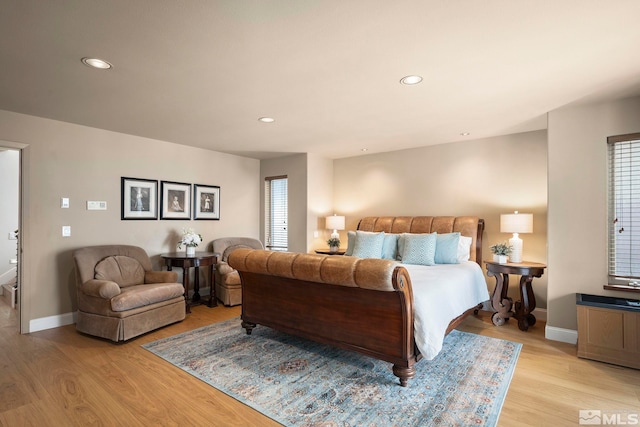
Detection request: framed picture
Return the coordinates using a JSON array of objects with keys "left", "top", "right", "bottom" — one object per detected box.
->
[
  {"left": 160, "top": 181, "right": 191, "bottom": 220},
  {"left": 194, "top": 184, "right": 220, "bottom": 220},
  {"left": 121, "top": 177, "right": 158, "bottom": 220}
]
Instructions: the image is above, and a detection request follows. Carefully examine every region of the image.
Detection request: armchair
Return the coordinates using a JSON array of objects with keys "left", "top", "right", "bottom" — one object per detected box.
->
[
  {"left": 212, "top": 237, "right": 263, "bottom": 306},
  {"left": 73, "top": 245, "right": 185, "bottom": 342}
]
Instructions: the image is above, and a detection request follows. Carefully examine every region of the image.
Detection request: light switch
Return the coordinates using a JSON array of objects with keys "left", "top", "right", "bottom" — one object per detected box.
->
[
  {"left": 61, "top": 198, "right": 69, "bottom": 208},
  {"left": 62, "top": 226, "right": 71, "bottom": 237}
]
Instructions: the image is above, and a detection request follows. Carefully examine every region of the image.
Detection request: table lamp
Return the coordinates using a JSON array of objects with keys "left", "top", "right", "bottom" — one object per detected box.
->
[
  {"left": 325, "top": 214, "right": 345, "bottom": 240},
  {"left": 500, "top": 211, "right": 533, "bottom": 263}
]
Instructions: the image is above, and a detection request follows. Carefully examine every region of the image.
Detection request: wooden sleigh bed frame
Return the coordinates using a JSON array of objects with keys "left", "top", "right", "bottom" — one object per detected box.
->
[{"left": 228, "top": 216, "right": 484, "bottom": 387}]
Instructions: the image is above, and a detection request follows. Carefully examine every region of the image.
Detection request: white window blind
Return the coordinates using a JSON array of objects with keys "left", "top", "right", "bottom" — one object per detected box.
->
[
  {"left": 608, "top": 133, "right": 640, "bottom": 280},
  {"left": 265, "top": 176, "right": 288, "bottom": 251}
]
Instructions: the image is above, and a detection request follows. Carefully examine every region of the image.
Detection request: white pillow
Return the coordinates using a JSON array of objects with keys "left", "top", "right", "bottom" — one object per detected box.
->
[{"left": 457, "top": 235, "right": 473, "bottom": 262}]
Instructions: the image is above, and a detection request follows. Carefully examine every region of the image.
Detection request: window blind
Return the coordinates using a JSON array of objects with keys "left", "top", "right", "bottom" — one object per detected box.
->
[
  {"left": 265, "top": 176, "right": 288, "bottom": 251},
  {"left": 608, "top": 133, "right": 640, "bottom": 280}
]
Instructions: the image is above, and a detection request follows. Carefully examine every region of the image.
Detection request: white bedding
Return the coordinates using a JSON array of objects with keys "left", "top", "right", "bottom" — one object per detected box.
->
[{"left": 402, "top": 261, "right": 490, "bottom": 360}]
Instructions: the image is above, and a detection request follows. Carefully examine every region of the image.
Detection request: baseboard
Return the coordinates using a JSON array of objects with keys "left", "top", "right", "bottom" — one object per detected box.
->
[
  {"left": 545, "top": 325, "right": 578, "bottom": 344},
  {"left": 29, "top": 311, "right": 76, "bottom": 333}
]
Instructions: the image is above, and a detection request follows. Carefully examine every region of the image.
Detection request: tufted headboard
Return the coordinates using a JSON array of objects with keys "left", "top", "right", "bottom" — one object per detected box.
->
[{"left": 357, "top": 216, "right": 484, "bottom": 264}]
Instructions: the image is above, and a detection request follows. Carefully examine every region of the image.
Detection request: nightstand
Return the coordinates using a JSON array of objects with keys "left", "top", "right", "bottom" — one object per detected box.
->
[
  {"left": 314, "top": 249, "right": 346, "bottom": 255},
  {"left": 485, "top": 261, "right": 546, "bottom": 331}
]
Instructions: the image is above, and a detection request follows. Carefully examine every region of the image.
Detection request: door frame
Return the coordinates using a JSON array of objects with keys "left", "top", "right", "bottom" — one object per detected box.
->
[{"left": 1, "top": 139, "right": 28, "bottom": 334}]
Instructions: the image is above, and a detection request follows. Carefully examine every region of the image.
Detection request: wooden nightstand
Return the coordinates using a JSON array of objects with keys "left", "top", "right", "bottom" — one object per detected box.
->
[
  {"left": 161, "top": 251, "right": 219, "bottom": 312},
  {"left": 314, "top": 249, "right": 346, "bottom": 255},
  {"left": 485, "top": 261, "right": 546, "bottom": 331}
]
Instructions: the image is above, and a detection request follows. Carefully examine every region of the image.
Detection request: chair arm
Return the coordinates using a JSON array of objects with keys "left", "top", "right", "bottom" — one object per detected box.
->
[
  {"left": 80, "top": 279, "right": 121, "bottom": 299},
  {"left": 145, "top": 270, "right": 178, "bottom": 284},
  {"left": 217, "top": 261, "right": 235, "bottom": 275}
]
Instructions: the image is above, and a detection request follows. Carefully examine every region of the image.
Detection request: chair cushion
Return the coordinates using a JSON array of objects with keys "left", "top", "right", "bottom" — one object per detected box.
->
[
  {"left": 110, "top": 283, "right": 185, "bottom": 312},
  {"left": 95, "top": 256, "right": 145, "bottom": 288}
]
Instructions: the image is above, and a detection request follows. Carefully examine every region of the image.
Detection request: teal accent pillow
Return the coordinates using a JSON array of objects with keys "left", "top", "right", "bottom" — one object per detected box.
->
[
  {"left": 435, "top": 232, "right": 461, "bottom": 264},
  {"left": 352, "top": 231, "right": 386, "bottom": 259},
  {"left": 345, "top": 230, "right": 356, "bottom": 256},
  {"left": 381, "top": 233, "right": 399, "bottom": 260},
  {"left": 401, "top": 233, "right": 437, "bottom": 266}
]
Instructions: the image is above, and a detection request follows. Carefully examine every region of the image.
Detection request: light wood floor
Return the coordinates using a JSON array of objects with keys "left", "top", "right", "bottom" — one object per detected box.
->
[{"left": 0, "top": 300, "right": 638, "bottom": 426}]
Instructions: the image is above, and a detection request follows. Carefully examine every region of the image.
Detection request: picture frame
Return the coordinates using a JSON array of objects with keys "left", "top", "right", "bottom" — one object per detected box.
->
[
  {"left": 121, "top": 177, "right": 158, "bottom": 220},
  {"left": 194, "top": 184, "right": 220, "bottom": 220},
  {"left": 160, "top": 181, "right": 192, "bottom": 220}
]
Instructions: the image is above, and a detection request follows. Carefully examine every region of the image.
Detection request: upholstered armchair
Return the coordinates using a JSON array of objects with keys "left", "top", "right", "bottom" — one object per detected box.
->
[
  {"left": 212, "top": 237, "right": 263, "bottom": 306},
  {"left": 73, "top": 245, "right": 186, "bottom": 342}
]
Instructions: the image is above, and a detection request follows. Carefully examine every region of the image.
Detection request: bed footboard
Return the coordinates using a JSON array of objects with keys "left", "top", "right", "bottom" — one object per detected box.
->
[{"left": 229, "top": 248, "right": 417, "bottom": 386}]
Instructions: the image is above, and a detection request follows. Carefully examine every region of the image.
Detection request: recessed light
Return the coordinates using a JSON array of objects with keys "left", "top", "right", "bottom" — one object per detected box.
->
[
  {"left": 460, "top": 132, "right": 470, "bottom": 136},
  {"left": 400, "top": 75, "right": 422, "bottom": 85},
  {"left": 258, "top": 117, "right": 275, "bottom": 123},
  {"left": 81, "top": 57, "right": 113, "bottom": 70},
  {"left": 361, "top": 148, "right": 368, "bottom": 152}
]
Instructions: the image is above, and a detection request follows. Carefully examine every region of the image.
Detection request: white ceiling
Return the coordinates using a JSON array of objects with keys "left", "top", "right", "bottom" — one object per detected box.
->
[{"left": 2, "top": 1, "right": 640, "bottom": 159}]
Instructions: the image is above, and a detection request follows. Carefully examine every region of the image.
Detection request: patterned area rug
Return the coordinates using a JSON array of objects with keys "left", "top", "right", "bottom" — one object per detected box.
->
[{"left": 143, "top": 318, "right": 521, "bottom": 426}]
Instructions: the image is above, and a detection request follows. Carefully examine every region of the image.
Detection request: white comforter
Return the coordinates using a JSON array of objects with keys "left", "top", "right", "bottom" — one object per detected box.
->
[{"left": 402, "top": 261, "right": 490, "bottom": 360}]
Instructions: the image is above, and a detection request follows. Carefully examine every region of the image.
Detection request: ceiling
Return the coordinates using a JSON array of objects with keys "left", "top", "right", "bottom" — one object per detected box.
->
[{"left": 2, "top": 1, "right": 640, "bottom": 160}]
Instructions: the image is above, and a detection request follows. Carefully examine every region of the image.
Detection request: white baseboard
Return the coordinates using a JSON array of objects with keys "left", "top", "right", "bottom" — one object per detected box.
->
[
  {"left": 545, "top": 325, "right": 578, "bottom": 344},
  {"left": 29, "top": 311, "right": 76, "bottom": 333}
]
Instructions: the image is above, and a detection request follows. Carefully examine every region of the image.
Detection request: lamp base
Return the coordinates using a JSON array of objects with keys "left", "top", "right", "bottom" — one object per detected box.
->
[{"left": 509, "top": 234, "right": 523, "bottom": 263}]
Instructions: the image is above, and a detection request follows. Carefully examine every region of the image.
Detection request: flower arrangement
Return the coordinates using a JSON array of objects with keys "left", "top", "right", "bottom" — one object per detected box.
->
[
  {"left": 177, "top": 228, "right": 203, "bottom": 249},
  {"left": 490, "top": 242, "right": 512, "bottom": 256},
  {"left": 327, "top": 237, "right": 341, "bottom": 249}
]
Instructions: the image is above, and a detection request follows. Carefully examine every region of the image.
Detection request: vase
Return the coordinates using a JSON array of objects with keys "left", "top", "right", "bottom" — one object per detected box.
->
[
  {"left": 186, "top": 246, "right": 196, "bottom": 256},
  {"left": 493, "top": 254, "right": 508, "bottom": 264},
  {"left": 330, "top": 245, "right": 338, "bottom": 253}
]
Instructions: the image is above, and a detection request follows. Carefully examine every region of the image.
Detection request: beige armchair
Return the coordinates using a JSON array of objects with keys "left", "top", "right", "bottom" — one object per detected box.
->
[
  {"left": 212, "top": 237, "right": 263, "bottom": 306},
  {"left": 73, "top": 245, "right": 186, "bottom": 342}
]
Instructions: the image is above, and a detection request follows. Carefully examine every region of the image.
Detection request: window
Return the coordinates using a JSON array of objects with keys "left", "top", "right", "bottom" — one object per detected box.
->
[
  {"left": 265, "top": 175, "right": 288, "bottom": 251},
  {"left": 608, "top": 132, "right": 640, "bottom": 283}
]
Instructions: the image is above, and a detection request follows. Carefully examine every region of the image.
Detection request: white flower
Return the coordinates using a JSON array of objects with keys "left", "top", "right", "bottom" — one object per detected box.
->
[{"left": 177, "top": 228, "right": 203, "bottom": 249}]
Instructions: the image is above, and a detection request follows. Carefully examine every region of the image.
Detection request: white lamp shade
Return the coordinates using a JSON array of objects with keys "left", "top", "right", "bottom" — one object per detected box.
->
[
  {"left": 500, "top": 213, "right": 533, "bottom": 233},
  {"left": 325, "top": 215, "right": 345, "bottom": 231}
]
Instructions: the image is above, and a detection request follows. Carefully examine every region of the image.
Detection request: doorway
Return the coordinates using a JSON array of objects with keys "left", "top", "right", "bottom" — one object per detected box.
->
[{"left": 0, "top": 147, "right": 20, "bottom": 332}]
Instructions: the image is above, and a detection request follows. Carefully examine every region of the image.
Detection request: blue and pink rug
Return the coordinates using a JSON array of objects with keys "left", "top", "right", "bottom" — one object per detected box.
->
[{"left": 143, "top": 318, "right": 521, "bottom": 426}]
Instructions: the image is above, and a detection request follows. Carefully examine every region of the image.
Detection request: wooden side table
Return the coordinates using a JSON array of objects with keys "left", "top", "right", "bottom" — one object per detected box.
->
[
  {"left": 161, "top": 252, "right": 219, "bottom": 313},
  {"left": 485, "top": 261, "right": 546, "bottom": 331},
  {"left": 314, "top": 249, "right": 346, "bottom": 255}
]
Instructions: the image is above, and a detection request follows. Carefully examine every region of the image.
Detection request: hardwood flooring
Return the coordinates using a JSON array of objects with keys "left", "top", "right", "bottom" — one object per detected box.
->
[{"left": 0, "top": 300, "right": 638, "bottom": 426}]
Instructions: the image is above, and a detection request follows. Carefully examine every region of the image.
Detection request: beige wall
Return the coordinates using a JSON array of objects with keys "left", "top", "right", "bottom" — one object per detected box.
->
[
  {"left": 306, "top": 153, "right": 334, "bottom": 251},
  {"left": 547, "top": 96, "right": 640, "bottom": 333},
  {"left": 334, "top": 130, "right": 548, "bottom": 306},
  {"left": 260, "top": 153, "right": 334, "bottom": 253},
  {"left": 0, "top": 110, "right": 260, "bottom": 332},
  {"left": 260, "top": 154, "right": 308, "bottom": 254}
]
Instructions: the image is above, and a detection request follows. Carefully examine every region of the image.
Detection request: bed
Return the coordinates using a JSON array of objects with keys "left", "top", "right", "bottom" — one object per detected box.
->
[{"left": 228, "top": 216, "right": 489, "bottom": 386}]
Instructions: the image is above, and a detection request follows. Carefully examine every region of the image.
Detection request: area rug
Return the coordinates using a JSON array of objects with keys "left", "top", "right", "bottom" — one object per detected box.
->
[{"left": 143, "top": 318, "right": 521, "bottom": 426}]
